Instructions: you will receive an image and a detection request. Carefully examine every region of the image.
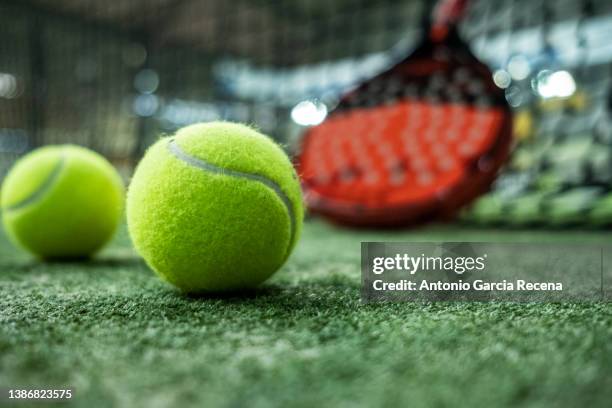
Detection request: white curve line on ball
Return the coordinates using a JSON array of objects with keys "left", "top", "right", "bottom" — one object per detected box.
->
[
  {"left": 167, "top": 139, "right": 296, "bottom": 251},
  {"left": 3, "top": 154, "right": 66, "bottom": 212}
]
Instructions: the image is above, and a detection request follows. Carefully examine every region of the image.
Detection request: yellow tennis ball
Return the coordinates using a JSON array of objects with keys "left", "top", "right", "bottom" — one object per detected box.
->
[
  {"left": 1, "top": 145, "right": 124, "bottom": 259},
  {"left": 127, "top": 122, "right": 304, "bottom": 293},
  {"left": 513, "top": 110, "right": 534, "bottom": 142}
]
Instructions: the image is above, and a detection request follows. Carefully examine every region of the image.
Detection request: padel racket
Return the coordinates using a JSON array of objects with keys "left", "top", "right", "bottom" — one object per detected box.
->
[{"left": 295, "top": 0, "right": 513, "bottom": 227}]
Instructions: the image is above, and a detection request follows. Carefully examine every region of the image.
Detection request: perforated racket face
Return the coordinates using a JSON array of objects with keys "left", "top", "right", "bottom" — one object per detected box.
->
[{"left": 296, "top": 30, "right": 512, "bottom": 226}]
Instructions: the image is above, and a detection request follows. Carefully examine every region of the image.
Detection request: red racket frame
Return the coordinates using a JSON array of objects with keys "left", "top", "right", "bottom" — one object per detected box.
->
[{"left": 295, "top": 0, "right": 513, "bottom": 227}]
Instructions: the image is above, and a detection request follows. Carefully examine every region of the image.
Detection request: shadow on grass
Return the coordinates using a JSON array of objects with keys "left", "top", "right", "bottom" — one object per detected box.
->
[
  {"left": 0, "top": 254, "right": 146, "bottom": 273},
  {"left": 180, "top": 285, "right": 286, "bottom": 302}
]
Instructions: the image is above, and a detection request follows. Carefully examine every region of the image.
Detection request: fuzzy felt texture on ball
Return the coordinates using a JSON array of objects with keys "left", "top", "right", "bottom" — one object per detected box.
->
[
  {"left": 127, "top": 122, "right": 304, "bottom": 293},
  {"left": 1, "top": 145, "right": 125, "bottom": 259}
]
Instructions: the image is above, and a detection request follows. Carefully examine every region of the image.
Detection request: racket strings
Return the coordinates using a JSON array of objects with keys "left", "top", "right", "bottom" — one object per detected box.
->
[{"left": 300, "top": 100, "right": 505, "bottom": 209}]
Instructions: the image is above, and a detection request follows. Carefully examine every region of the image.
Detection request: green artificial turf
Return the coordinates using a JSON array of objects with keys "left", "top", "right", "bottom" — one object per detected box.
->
[{"left": 1, "top": 220, "right": 611, "bottom": 407}]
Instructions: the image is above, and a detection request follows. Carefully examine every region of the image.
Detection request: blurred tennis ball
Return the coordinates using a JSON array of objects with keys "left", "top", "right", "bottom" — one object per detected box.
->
[
  {"left": 1, "top": 145, "right": 124, "bottom": 259},
  {"left": 468, "top": 194, "right": 505, "bottom": 225},
  {"left": 127, "top": 122, "right": 304, "bottom": 293},
  {"left": 513, "top": 110, "right": 534, "bottom": 142},
  {"left": 511, "top": 149, "right": 537, "bottom": 171},
  {"left": 534, "top": 171, "right": 563, "bottom": 193},
  {"left": 506, "top": 192, "right": 547, "bottom": 226},
  {"left": 545, "top": 187, "right": 601, "bottom": 227}
]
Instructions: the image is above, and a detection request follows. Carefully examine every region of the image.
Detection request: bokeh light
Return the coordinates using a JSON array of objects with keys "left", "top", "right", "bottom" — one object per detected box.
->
[{"left": 290, "top": 100, "right": 327, "bottom": 126}]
